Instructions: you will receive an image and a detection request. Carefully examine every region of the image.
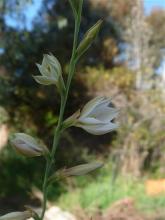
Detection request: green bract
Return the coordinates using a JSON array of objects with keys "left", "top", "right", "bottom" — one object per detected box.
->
[{"left": 62, "top": 109, "right": 80, "bottom": 129}]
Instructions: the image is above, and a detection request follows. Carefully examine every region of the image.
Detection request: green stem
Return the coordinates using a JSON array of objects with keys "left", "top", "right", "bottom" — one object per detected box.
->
[
  {"left": 40, "top": 3, "right": 82, "bottom": 219},
  {"left": 40, "top": 162, "right": 49, "bottom": 219}
]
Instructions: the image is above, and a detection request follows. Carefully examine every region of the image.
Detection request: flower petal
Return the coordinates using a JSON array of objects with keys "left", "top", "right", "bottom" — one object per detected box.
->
[
  {"left": 15, "top": 133, "right": 37, "bottom": 145},
  {"left": 78, "top": 117, "right": 105, "bottom": 125},
  {"left": 36, "top": 63, "right": 45, "bottom": 76},
  {"left": 12, "top": 139, "right": 42, "bottom": 157},
  {"left": 81, "top": 96, "right": 105, "bottom": 117},
  {"left": 15, "top": 133, "right": 47, "bottom": 153},
  {"left": 95, "top": 97, "right": 111, "bottom": 107},
  {"left": 39, "top": 54, "right": 62, "bottom": 78},
  {"left": 46, "top": 54, "right": 62, "bottom": 75},
  {"left": 33, "top": 75, "right": 57, "bottom": 85},
  {"left": 91, "top": 106, "right": 118, "bottom": 122},
  {"left": 80, "top": 122, "right": 118, "bottom": 135}
]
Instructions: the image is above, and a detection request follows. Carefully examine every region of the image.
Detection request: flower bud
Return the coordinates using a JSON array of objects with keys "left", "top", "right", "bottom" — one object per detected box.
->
[
  {"left": 10, "top": 133, "right": 49, "bottom": 157},
  {"left": 76, "top": 20, "right": 102, "bottom": 58},
  {"left": 49, "top": 162, "right": 103, "bottom": 182},
  {"left": 63, "top": 162, "right": 103, "bottom": 176},
  {"left": 0, "top": 211, "right": 32, "bottom": 220}
]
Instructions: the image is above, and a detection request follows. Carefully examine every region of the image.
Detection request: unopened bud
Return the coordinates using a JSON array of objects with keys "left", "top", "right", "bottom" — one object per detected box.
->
[
  {"left": 76, "top": 20, "right": 102, "bottom": 58},
  {"left": 10, "top": 133, "right": 49, "bottom": 157},
  {"left": 49, "top": 162, "right": 103, "bottom": 182},
  {"left": 63, "top": 162, "right": 103, "bottom": 176},
  {"left": 0, "top": 211, "right": 32, "bottom": 220}
]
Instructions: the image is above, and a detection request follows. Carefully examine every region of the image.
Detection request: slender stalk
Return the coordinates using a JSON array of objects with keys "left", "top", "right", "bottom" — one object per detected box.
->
[
  {"left": 40, "top": 161, "right": 49, "bottom": 219},
  {"left": 40, "top": 3, "right": 83, "bottom": 219}
]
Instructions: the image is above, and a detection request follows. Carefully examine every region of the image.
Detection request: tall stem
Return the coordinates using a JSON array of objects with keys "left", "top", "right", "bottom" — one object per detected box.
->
[{"left": 40, "top": 4, "right": 82, "bottom": 219}]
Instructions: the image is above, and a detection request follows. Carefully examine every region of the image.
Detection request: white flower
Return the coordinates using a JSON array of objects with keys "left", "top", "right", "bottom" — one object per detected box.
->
[
  {"left": 33, "top": 54, "right": 62, "bottom": 86},
  {"left": 10, "top": 133, "right": 49, "bottom": 157},
  {"left": 65, "top": 96, "right": 118, "bottom": 135},
  {"left": 0, "top": 211, "right": 32, "bottom": 220}
]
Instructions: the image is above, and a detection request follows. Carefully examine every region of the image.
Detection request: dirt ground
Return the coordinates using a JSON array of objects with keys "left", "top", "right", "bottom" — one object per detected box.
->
[
  {"left": 1, "top": 197, "right": 165, "bottom": 220},
  {"left": 75, "top": 198, "right": 165, "bottom": 220}
]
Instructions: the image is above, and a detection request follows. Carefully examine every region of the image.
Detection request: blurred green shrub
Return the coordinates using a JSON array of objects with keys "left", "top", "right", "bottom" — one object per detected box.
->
[
  {"left": 80, "top": 66, "right": 135, "bottom": 93},
  {"left": 0, "top": 107, "right": 8, "bottom": 124}
]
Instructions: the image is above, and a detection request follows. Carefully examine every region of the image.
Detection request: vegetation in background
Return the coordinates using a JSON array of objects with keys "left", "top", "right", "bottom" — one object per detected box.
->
[{"left": 56, "top": 163, "right": 165, "bottom": 215}]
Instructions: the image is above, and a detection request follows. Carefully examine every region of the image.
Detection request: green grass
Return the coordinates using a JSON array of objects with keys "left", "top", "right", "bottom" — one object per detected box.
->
[{"left": 56, "top": 165, "right": 165, "bottom": 215}]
